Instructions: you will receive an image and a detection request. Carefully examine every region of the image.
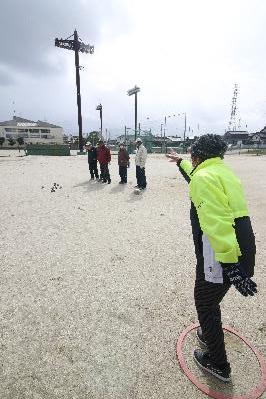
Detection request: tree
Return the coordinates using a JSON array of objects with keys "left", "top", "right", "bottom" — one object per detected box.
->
[
  {"left": 17, "top": 137, "right": 24, "bottom": 153},
  {"left": 87, "top": 131, "right": 101, "bottom": 146},
  {"left": 17, "top": 137, "right": 25, "bottom": 147},
  {"left": 0, "top": 137, "right": 5, "bottom": 148},
  {"left": 8, "top": 138, "right": 16, "bottom": 147}
]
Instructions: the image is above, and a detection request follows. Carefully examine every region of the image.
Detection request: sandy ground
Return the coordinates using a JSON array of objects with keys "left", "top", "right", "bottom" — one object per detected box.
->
[{"left": 0, "top": 150, "right": 265, "bottom": 399}]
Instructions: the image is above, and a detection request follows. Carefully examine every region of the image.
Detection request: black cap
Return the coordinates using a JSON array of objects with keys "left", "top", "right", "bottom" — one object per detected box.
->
[{"left": 190, "top": 134, "right": 227, "bottom": 160}]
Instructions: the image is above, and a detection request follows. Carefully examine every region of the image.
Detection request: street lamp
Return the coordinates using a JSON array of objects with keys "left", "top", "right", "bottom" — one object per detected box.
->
[
  {"left": 127, "top": 85, "right": 140, "bottom": 141},
  {"left": 179, "top": 113, "right": 187, "bottom": 142},
  {"left": 96, "top": 104, "right": 103, "bottom": 139},
  {"left": 176, "top": 112, "right": 187, "bottom": 153},
  {"left": 55, "top": 29, "right": 94, "bottom": 154},
  {"left": 163, "top": 114, "right": 177, "bottom": 153}
]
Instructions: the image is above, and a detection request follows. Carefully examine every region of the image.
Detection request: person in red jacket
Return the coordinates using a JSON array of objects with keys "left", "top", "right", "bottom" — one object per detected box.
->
[
  {"left": 118, "top": 142, "right": 130, "bottom": 184},
  {"left": 97, "top": 140, "right": 111, "bottom": 184}
]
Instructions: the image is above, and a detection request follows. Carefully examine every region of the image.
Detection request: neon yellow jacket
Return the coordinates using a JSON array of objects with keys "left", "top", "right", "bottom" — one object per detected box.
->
[{"left": 180, "top": 157, "right": 249, "bottom": 263}]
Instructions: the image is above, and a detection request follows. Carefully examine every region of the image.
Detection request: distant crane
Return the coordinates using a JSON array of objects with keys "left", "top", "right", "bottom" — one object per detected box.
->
[{"left": 228, "top": 84, "right": 238, "bottom": 131}]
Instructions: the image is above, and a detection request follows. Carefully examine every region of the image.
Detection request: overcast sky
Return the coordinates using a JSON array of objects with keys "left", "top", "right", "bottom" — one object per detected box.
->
[{"left": 0, "top": 0, "right": 265, "bottom": 137}]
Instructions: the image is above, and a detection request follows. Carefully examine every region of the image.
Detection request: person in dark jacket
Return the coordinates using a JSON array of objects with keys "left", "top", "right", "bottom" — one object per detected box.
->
[
  {"left": 118, "top": 142, "right": 130, "bottom": 184},
  {"left": 85, "top": 142, "right": 99, "bottom": 180},
  {"left": 166, "top": 134, "right": 257, "bottom": 383},
  {"left": 97, "top": 140, "right": 111, "bottom": 184}
]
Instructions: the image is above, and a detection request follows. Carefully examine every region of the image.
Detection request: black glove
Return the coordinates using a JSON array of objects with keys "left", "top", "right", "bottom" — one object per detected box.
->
[{"left": 222, "top": 263, "right": 257, "bottom": 297}]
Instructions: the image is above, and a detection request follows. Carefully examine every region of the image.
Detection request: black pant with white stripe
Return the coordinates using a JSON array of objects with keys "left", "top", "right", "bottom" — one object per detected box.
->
[{"left": 194, "top": 276, "right": 231, "bottom": 366}]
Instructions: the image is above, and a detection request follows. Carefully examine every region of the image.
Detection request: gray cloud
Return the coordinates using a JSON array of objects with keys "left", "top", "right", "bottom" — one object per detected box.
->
[
  {"left": 0, "top": 0, "right": 131, "bottom": 77},
  {"left": 0, "top": 66, "right": 17, "bottom": 86},
  {"left": 1, "top": 0, "right": 265, "bottom": 135}
]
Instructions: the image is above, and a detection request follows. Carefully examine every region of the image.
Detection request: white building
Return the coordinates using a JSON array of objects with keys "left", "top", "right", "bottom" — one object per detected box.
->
[{"left": 0, "top": 116, "right": 64, "bottom": 145}]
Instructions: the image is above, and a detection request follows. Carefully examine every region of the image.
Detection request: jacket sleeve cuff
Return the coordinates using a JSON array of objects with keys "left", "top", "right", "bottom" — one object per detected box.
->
[
  {"left": 215, "top": 248, "right": 239, "bottom": 264},
  {"left": 180, "top": 160, "right": 193, "bottom": 175},
  {"left": 220, "top": 262, "right": 238, "bottom": 270}
]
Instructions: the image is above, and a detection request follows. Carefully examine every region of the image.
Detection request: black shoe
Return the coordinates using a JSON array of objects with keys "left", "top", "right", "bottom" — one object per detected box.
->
[
  {"left": 102, "top": 180, "right": 107, "bottom": 183},
  {"left": 108, "top": 180, "right": 111, "bottom": 184},
  {"left": 119, "top": 181, "right": 123, "bottom": 184},
  {"left": 134, "top": 185, "right": 139, "bottom": 188},
  {"left": 196, "top": 327, "right": 207, "bottom": 349},
  {"left": 193, "top": 349, "right": 231, "bottom": 382}
]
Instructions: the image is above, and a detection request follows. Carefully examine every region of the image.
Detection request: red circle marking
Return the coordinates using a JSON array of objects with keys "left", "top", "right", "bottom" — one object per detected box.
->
[{"left": 176, "top": 323, "right": 266, "bottom": 399}]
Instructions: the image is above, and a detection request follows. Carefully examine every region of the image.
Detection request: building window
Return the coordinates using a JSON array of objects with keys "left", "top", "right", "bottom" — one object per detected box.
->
[
  {"left": 29, "top": 129, "right": 40, "bottom": 133},
  {"left": 17, "top": 133, "right": 29, "bottom": 138},
  {"left": 6, "top": 133, "right": 18, "bottom": 138},
  {"left": 41, "top": 129, "right": 50, "bottom": 133},
  {"left": 40, "top": 134, "right": 55, "bottom": 139},
  {"left": 18, "top": 129, "right": 28, "bottom": 133},
  {"left": 30, "top": 134, "right": 40, "bottom": 138},
  {"left": 5, "top": 128, "right": 17, "bottom": 132}
]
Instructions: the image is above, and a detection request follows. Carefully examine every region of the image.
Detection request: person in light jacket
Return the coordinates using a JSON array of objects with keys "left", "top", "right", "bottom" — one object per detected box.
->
[{"left": 135, "top": 138, "right": 147, "bottom": 189}]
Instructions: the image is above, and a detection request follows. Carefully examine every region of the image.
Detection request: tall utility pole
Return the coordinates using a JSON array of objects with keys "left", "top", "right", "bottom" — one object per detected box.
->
[
  {"left": 55, "top": 30, "right": 94, "bottom": 153},
  {"left": 96, "top": 104, "right": 103, "bottom": 138},
  {"left": 127, "top": 85, "right": 140, "bottom": 141}
]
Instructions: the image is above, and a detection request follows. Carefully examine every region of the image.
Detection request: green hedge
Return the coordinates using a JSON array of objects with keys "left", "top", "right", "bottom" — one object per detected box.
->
[{"left": 26, "top": 144, "right": 70, "bottom": 156}]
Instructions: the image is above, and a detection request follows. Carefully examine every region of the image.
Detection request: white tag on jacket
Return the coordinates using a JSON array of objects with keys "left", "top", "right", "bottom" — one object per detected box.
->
[{"left": 202, "top": 235, "right": 223, "bottom": 284}]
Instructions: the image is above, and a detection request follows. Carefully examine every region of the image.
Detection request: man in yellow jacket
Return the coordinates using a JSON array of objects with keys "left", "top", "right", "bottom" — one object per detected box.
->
[{"left": 167, "top": 134, "right": 256, "bottom": 382}]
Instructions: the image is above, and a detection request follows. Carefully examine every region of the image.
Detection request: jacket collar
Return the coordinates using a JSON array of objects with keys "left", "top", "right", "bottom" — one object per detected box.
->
[{"left": 190, "top": 157, "right": 223, "bottom": 176}]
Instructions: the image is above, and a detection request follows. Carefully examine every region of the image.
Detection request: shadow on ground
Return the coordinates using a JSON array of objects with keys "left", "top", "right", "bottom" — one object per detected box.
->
[{"left": 73, "top": 180, "right": 106, "bottom": 191}]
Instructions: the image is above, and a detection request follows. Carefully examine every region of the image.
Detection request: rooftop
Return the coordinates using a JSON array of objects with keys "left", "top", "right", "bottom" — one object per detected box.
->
[
  {"left": 0, "top": 116, "right": 62, "bottom": 128},
  {"left": 224, "top": 130, "right": 249, "bottom": 135}
]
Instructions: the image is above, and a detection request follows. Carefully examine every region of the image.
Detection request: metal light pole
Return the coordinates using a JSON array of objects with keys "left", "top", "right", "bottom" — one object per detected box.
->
[
  {"left": 124, "top": 126, "right": 131, "bottom": 145},
  {"left": 55, "top": 30, "right": 94, "bottom": 154},
  {"left": 182, "top": 113, "right": 187, "bottom": 153},
  {"left": 127, "top": 85, "right": 140, "bottom": 141},
  {"left": 184, "top": 113, "right": 187, "bottom": 142},
  {"left": 163, "top": 116, "right": 167, "bottom": 153},
  {"left": 96, "top": 104, "right": 103, "bottom": 139}
]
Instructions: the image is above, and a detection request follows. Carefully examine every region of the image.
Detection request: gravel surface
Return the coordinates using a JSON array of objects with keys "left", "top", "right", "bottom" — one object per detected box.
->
[{"left": 0, "top": 150, "right": 265, "bottom": 399}]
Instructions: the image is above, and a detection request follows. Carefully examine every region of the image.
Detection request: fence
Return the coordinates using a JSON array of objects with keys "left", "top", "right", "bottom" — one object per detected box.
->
[{"left": 226, "top": 143, "right": 266, "bottom": 156}]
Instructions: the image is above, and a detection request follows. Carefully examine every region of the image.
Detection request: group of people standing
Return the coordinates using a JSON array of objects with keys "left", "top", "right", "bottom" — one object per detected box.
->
[{"left": 85, "top": 137, "right": 147, "bottom": 189}]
